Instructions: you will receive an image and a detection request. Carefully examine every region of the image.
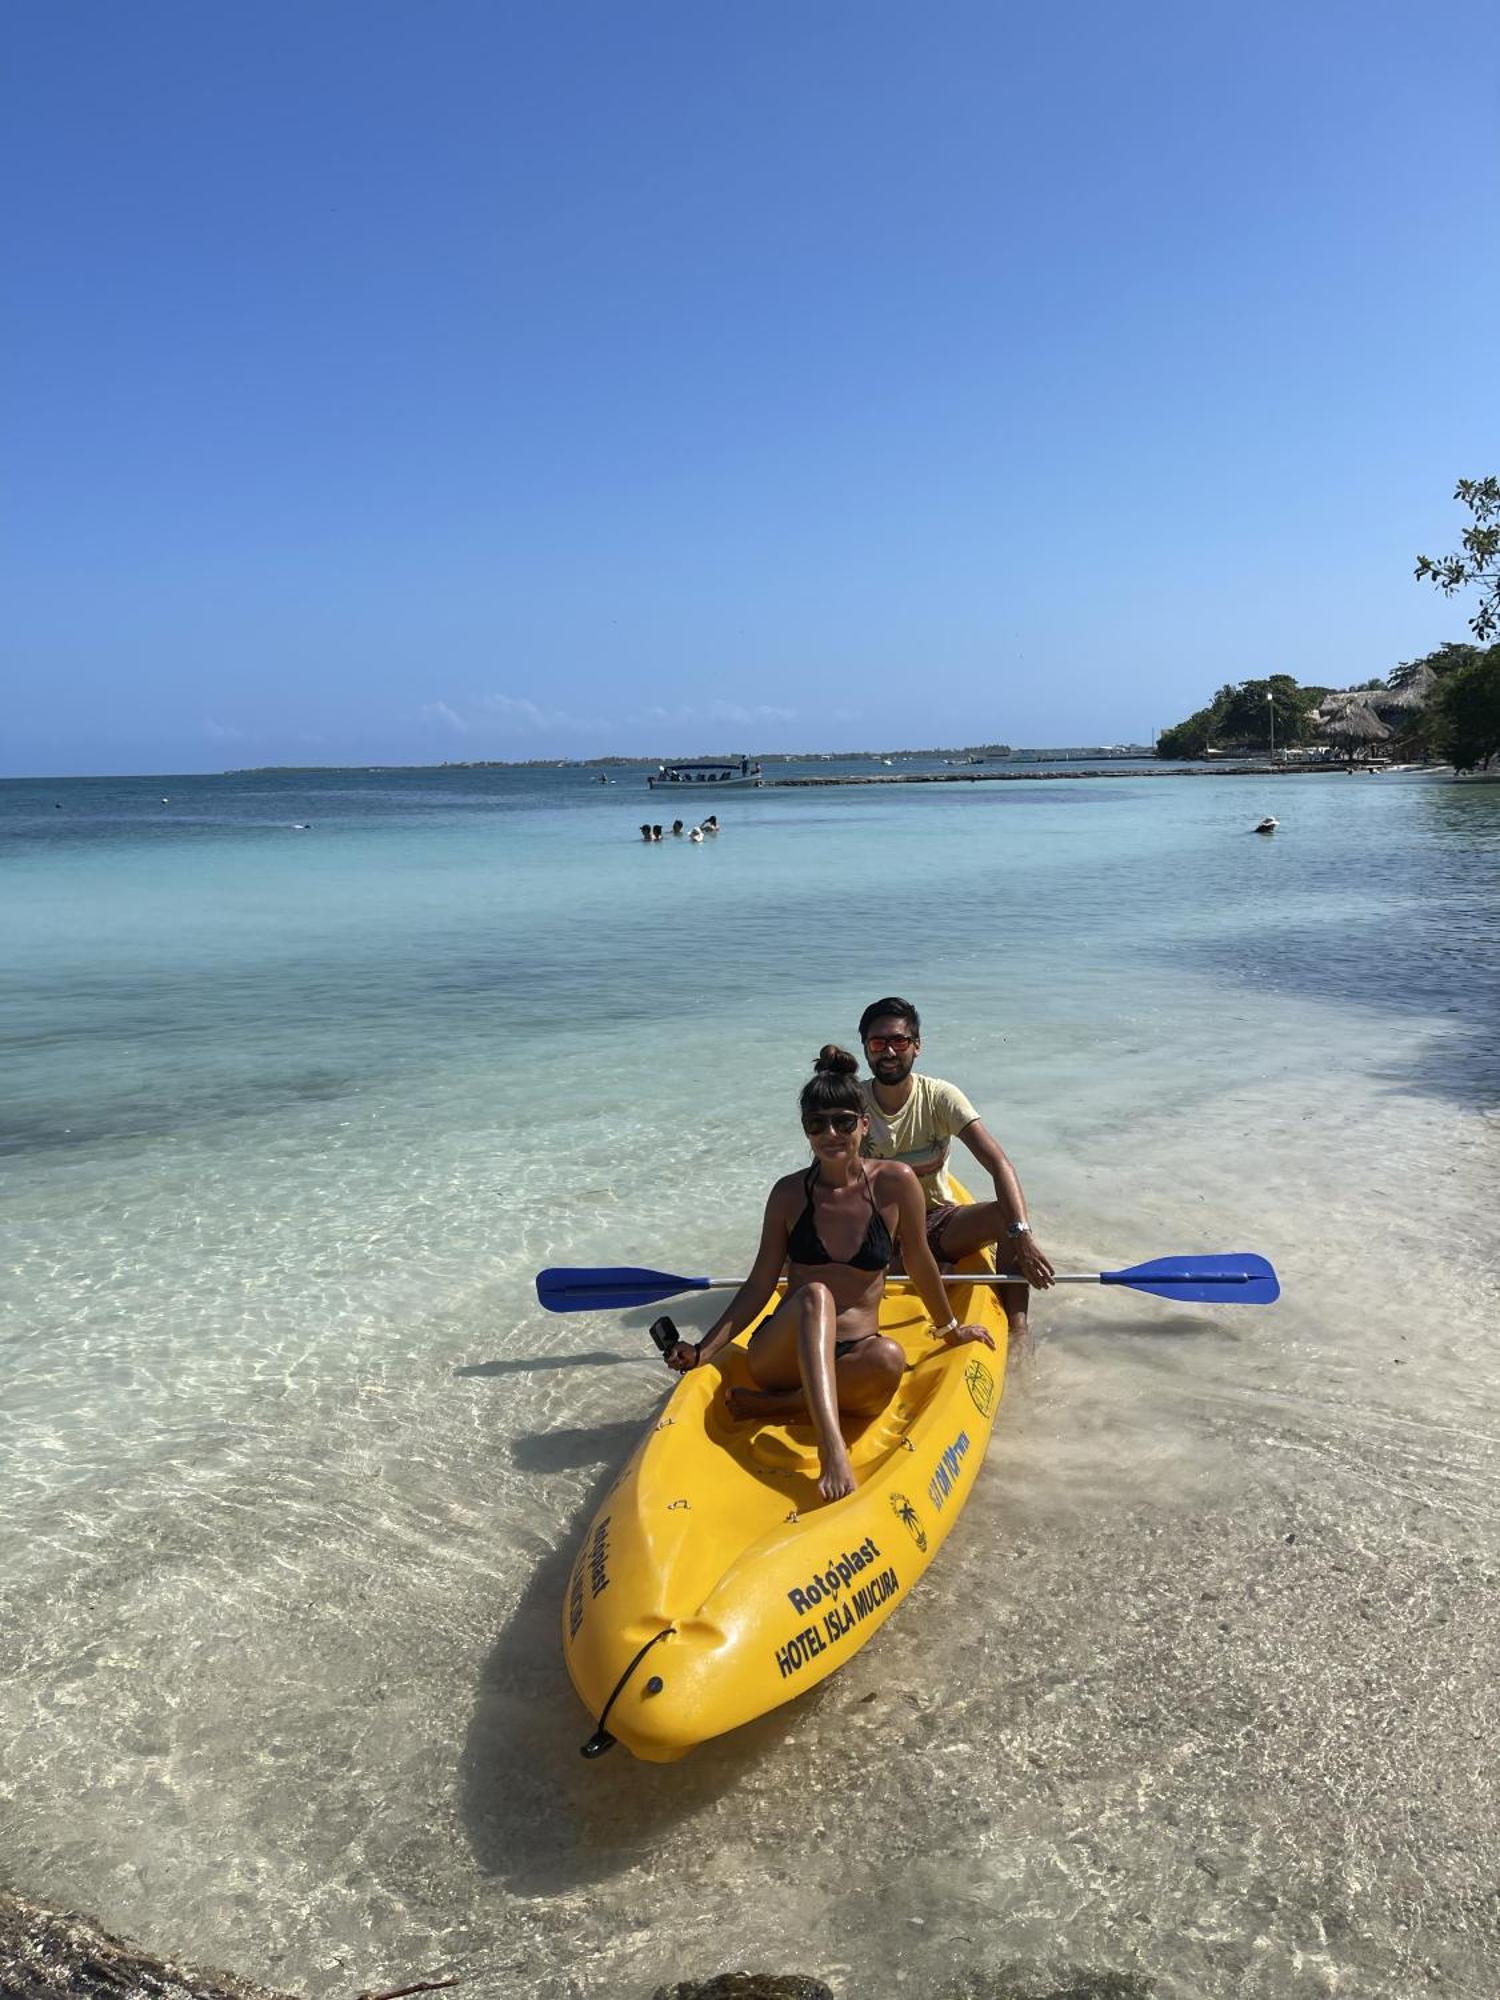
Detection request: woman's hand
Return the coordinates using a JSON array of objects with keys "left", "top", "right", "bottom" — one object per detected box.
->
[
  {"left": 942, "top": 1321, "right": 996, "bottom": 1350},
  {"left": 665, "top": 1341, "right": 700, "bottom": 1372}
]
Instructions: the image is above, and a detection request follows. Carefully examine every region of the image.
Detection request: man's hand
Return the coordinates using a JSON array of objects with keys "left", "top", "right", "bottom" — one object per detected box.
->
[
  {"left": 665, "top": 1341, "right": 700, "bottom": 1372},
  {"left": 1010, "top": 1236, "right": 1055, "bottom": 1288}
]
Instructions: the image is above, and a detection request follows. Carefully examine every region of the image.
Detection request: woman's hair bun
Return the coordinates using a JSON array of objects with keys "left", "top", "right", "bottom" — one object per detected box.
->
[{"left": 813, "top": 1043, "right": 859, "bottom": 1076}]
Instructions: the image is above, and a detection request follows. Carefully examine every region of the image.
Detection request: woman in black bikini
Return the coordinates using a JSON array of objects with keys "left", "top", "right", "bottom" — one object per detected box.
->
[{"left": 665, "top": 1046, "right": 993, "bottom": 1502}]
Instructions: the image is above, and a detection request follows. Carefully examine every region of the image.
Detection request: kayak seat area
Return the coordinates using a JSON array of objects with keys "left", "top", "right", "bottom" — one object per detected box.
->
[
  {"left": 711, "top": 1360, "right": 942, "bottom": 1476},
  {"left": 698, "top": 1285, "right": 947, "bottom": 1479}
]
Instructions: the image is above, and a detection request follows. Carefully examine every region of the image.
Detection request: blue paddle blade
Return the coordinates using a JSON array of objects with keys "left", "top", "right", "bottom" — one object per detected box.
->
[
  {"left": 1099, "top": 1254, "right": 1280, "bottom": 1305},
  {"left": 535, "top": 1267, "right": 712, "bottom": 1313}
]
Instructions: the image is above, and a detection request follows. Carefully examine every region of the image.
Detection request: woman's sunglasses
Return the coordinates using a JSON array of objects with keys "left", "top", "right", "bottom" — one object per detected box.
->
[
  {"left": 864, "top": 1034, "right": 914, "bottom": 1055},
  {"left": 802, "top": 1112, "right": 863, "bottom": 1136}
]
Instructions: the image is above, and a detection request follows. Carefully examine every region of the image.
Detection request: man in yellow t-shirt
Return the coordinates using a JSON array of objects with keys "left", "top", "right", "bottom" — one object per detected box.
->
[{"left": 855, "top": 995, "right": 1054, "bottom": 1346}]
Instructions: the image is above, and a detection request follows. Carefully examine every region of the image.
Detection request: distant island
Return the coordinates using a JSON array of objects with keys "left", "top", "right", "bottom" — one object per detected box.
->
[{"left": 224, "top": 742, "right": 1165, "bottom": 776}]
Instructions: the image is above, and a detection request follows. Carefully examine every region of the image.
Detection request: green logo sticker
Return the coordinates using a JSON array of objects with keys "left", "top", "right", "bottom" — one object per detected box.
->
[{"left": 964, "top": 1357, "right": 995, "bottom": 1416}]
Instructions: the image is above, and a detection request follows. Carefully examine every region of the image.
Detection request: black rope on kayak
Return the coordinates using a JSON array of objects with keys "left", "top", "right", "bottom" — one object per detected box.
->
[{"left": 580, "top": 1626, "right": 676, "bottom": 1759}]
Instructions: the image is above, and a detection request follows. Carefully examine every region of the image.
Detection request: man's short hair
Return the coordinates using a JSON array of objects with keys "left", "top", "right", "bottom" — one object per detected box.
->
[{"left": 859, "top": 996, "right": 920, "bottom": 1041}]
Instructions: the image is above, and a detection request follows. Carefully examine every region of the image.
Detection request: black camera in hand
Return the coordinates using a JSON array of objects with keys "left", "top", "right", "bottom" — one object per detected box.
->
[{"left": 648, "top": 1314, "right": 681, "bottom": 1355}]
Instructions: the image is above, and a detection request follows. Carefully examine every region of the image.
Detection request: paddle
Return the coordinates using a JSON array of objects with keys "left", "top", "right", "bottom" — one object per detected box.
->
[{"left": 535, "top": 1253, "right": 1279, "bottom": 1314}]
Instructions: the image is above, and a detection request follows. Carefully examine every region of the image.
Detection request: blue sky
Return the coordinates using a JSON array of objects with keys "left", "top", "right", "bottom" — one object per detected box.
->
[{"left": 4, "top": 1, "right": 1497, "bottom": 775}]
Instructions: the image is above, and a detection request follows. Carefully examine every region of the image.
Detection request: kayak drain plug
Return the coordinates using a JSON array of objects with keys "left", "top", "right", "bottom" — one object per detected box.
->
[{"left": 580, "top": 1626, "right": 676, "bottom": 1760}]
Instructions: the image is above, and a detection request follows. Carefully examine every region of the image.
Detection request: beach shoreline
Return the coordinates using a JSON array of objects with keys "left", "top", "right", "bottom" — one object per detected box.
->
[{"left": 760, "top": 762, "right": 1447, "bottom": 786}]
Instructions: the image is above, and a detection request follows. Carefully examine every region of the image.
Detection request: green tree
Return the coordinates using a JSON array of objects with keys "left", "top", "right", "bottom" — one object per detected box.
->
[
  {"left": 1155, "top": 675, "right": 1329, "bottom": 757},
  {"left": 1156, "top": 705, "right": 1219, "bottom": 758},
  {"left": 1432, "top": 645, "right": 1500, "bottom": 771},
  {"left": 1215, "top": 673, "right": 1317, "bottom": 749},
  {"left": 1415, "top": 478, "right": 1500, "bottom": 641}
]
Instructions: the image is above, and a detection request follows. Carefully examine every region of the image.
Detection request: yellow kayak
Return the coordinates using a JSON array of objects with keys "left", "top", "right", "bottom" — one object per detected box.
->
[{"left": 562, "top": 1190, "right": 1007, "bottom": 1761}]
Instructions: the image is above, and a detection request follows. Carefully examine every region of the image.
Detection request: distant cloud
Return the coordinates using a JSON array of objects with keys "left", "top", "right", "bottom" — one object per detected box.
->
[
  {"left": 420, "top": 701, "right": 469, "bottom": 733},
  {"left": 203, "top": 718, "right": 244, "bottom": 741},
  {"left": 477, "top": 692, "right": 594, "bottom": 732},
  {"left": 634, "top": 701, "right": 796, "bottom": 728},
  {"left": 418, "top": 691, "right": 796, "bottom": 742}
]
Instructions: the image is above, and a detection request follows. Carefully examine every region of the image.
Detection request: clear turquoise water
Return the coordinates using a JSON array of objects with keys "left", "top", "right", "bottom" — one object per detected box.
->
[{"left": 3, "top": 765, "right": 1498, "bottom": 1997}]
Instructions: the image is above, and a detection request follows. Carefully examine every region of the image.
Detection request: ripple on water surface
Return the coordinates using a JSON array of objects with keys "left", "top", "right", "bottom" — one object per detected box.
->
[{"left": 2, "top": 766, "right": 1498, "bottom": 1997}]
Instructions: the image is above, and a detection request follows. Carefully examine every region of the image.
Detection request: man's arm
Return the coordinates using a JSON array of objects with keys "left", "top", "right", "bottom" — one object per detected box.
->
[
  {"left": 885, "top": 1165, "right": 994, "bottom": 1348},
  {"left": 955, "top": 1117, "right": 1055, "bottom": 1287}
]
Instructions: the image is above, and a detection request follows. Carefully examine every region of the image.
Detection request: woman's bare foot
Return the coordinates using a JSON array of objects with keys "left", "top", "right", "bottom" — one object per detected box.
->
[
  {"left": 817, "top": 1446, "right": 857, "bottom": 1503},
  {"left": 726, "top": 1383, "right": 806, "bottom": 1422}
]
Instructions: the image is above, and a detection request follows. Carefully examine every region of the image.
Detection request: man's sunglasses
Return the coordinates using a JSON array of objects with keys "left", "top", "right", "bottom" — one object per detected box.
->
[
  {"left": 864, "top": 1034, "right": 914, "bottom": 1054},
  {"left": 802, "top": 1112, "right": 863, "bottom": 1136}
]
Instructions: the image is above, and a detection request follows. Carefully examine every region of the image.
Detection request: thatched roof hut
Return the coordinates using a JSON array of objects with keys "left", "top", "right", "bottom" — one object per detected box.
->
[
  {"left": 1315, "top": 687, "right": 1374, "bottom": 714},
  {"left": 1375, "top": 664, "right": 1437, "bottom": 712},
  {"left": 1316, "top": 666, "right": 1435, "bottom": 723},
  {"left": 1324, "top": 703, "right": 1392, "bottom": 746}
]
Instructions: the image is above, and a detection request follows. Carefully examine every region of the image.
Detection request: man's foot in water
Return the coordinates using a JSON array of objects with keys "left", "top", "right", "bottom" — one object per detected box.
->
[
  {"left": 817, "top": 1444, "right": 858, "bottom": 1504},
  {"left": 725, "top": 1383, "right": 806, "bottom": 1422},
  {"left": 1005, "top": 1313, "right": 1033, "bottom": 1368}
]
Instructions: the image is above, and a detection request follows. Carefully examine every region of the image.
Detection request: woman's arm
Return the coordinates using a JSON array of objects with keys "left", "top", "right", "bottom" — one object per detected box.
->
[
  {"left": 885, "top": 1164, "right": 996, "bottom": 1351},
  {"left": 666, "top": 1181, "right": 791, "bottom": 1370}
]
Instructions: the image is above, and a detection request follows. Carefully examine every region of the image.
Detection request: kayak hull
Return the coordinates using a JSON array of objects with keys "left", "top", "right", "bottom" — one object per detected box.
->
[{"left": 562, "top": 1206, "right": 1006, "bottom": 1761}]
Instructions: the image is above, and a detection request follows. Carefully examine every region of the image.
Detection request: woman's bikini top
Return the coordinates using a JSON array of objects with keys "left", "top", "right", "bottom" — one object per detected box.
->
[{"left": 787, "top": 1164, "right": 894, "bottom": 1272}]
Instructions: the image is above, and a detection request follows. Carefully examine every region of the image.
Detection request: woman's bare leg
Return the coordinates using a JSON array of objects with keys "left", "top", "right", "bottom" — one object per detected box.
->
[
  {"left": 794, "top": 1286, "right": 856, "bottom": 1502},
  {"left": 728, "top": 1328, "right": 904, "bottom": 1427},
  {"left": 728, "top": 1290, "right": 815, "bottom": 1421}
]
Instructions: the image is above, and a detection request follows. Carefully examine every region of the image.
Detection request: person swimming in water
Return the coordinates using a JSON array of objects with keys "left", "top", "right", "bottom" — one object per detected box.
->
[{"left": 664, "top": 1046, "right": 992, "bottom": 1501}]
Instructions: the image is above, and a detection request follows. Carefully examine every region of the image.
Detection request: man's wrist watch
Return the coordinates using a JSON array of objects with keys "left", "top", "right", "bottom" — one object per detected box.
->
[{"left": 1006, "top": 1220, "right": 1031, "bottom": 1239}]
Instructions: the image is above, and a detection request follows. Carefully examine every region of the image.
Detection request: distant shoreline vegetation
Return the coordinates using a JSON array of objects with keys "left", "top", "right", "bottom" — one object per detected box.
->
[
  {"left": 223, "top": 743, "right": 1167, "bottom": 776},
  {"left": 1154, "top": 642, "right": 1500, "bottom": 773}
]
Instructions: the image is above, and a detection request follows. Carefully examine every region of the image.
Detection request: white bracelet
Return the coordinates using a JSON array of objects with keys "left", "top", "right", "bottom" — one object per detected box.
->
[{"left": 936, "top": 1316, "right": 959, "bottom": 1337}]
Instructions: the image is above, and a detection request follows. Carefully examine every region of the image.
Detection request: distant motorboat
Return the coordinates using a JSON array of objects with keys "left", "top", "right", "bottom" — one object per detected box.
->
[
  {"left": 1254, "top": 816, "right": 1278, "bottom": 834},
  {"left": 648, "top": 757, "right": 763, "bottom": 791}
]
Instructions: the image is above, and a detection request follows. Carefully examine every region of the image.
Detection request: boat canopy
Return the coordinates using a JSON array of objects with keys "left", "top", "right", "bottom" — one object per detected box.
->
[{"left": 654, "top": 757, "right": 755, "bottom": 780}]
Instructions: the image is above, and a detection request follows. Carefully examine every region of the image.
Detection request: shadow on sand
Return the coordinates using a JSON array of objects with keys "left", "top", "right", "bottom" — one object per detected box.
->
[
  {"left": 457, "top": 1414, "right": 821, "bottom": 1895},
  {"left": 1048, "top": 1309, "right": 1245, "bottom": 1346},
  {"left": 453, "top": 1351, "right": 642, "bottom": 1378}
]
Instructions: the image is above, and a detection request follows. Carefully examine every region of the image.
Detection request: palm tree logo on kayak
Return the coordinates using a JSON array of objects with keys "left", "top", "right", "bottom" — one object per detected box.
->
[
  {"left": 964, "top": 1358, "right": 995, "bottom": 1416},
  {"left": 889, "top": 1492, "right": 927, "bottom": 1553}
]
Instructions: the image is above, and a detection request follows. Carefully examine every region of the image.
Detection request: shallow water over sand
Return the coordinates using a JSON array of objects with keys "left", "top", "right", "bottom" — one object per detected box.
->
[{"left": 2, "top": 766, "right": 1497, "bottom": 1997}]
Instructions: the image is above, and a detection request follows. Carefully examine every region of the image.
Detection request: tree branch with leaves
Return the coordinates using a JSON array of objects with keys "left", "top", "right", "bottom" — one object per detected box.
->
[{"left": 1415, "top": 478, "right": 1500, "bottom": 642}]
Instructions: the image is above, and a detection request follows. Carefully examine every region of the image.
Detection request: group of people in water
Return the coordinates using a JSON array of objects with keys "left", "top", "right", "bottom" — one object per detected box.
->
[
  {"left": 661, "top": 996, "right": 1054, "bottom": 1501},
  {"left": 639, "top": 815, "right": 720, "bottom": 843}
]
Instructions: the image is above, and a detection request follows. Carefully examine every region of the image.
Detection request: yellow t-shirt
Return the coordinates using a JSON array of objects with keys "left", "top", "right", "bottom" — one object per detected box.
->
[{"left": 858, "top": 1073, "right": 979, "bottom": 1208}]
